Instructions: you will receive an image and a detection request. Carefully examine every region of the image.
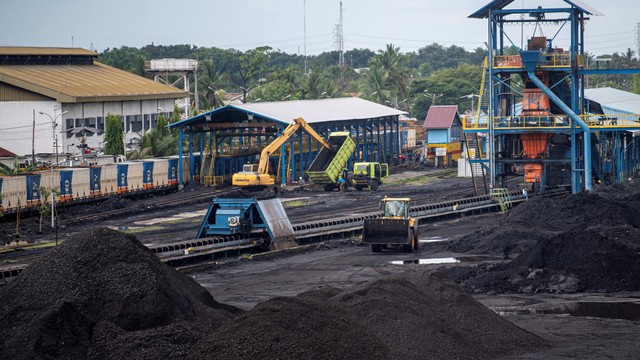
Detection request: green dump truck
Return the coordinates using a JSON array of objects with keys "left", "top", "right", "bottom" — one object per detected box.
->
[
  {"left": 352, "top": 162, "right": 388, "bottom": 191},
  {"left": 306, "top": 131, "right": 355, "bottom": 191}
]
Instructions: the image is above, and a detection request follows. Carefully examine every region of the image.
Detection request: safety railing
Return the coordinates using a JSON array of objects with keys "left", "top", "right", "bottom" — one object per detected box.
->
[
  {"left": 463, "top": 113, "right": 640, "bottom": 131},
  {"left": 492, "top": 54, "right": 584, "bottom": 69}
]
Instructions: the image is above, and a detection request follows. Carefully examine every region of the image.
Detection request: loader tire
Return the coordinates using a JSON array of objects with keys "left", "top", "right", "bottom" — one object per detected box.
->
[
  {"left": 414, "top": 231, "right": 420, "bottom": 250},
  {"left": 370, "top": 179, "right": 379, "bottom": 191},
  {"left": 372, "top": 244, "right": 382, "bottom": 253}
]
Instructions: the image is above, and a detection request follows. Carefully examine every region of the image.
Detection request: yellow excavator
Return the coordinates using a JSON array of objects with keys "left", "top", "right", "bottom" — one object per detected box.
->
[{"left": 232, "top": 117, "right": 331, "bottom": 187}]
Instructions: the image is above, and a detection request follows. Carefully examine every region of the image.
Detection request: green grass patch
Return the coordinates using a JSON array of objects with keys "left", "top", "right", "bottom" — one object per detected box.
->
[
  {"left": 386, "top": 174, "right": 436, "bottom": 186},
  {"left": 2, "top": 259, "right": 16, "bottom": 264},
  {"left": 283, "top": 200, "right": 307, "bottom": 208},
  {"left": 23, "top": 241, "right": 62, "bottom": 250}
]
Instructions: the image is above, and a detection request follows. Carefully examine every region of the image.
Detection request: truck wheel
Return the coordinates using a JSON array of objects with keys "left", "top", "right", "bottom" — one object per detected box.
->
[
  {"left": 370, "top": 179, "right": 379, "bottom": 191},
  {"left": 323, "top": 184, "right": 336, "bottom": 192},
  {"left": 372, "top": 244, "right": 382, "bottom": 252},
  {"left": 355, "top": 186, "right": 363, "bottom": 191}
]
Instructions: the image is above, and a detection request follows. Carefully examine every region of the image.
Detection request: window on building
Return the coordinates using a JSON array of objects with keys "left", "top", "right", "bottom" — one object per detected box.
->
[
  {"left": 97, "top": 117, "right": 104, "bottom": 131},
  {"left": 143, "top": 114, "right": 151, "bottom": 130},
  {"left": 131, "top": 115, "right": 142, "bottom": 132},
  {"left": 66, "top": 118, "right": 75, "bottom": 138}
]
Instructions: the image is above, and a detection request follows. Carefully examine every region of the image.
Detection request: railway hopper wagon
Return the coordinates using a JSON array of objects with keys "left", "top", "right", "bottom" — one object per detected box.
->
[
  {"left": 57, "top": 168, "right": 91, "bottom": 202},
  {"left": 0, "top": 176, "right": 28, "bottom": 211},
  {"left": 116, "top": 162, "right": 144, "bottom": 194}
]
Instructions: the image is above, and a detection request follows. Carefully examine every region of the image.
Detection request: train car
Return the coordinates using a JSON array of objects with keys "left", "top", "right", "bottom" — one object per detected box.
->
[
  {"left": 150, "top": 158, "right": 169, "bottom": 188},
  {"left": 192, "top": 153, "right": 202, "bottom": 183},
  {"left": 89, "top": 167, "right": 102, "bottom": 197},
  {"left": 25, "top": 173, "right": 43, "bottom": 207},
  {"left": 167, "top": 157, "right": 179, "bottom": 186},
  {"left": 58, "top": 168, "right": 91, "bottom": 202},
  {"left": 117, "top": 162, "right": 144, "bottom": 194},
  {"left": 100, "top": 164, "right": 119, "bottom": 196},
  {"left": 0, "top": 176, "right": 27, "bottom": 211}
]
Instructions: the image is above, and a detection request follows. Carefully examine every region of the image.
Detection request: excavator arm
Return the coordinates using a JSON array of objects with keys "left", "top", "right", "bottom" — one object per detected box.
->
[{"left": 256, "top": 117, "right": 331, "bottom": 174}]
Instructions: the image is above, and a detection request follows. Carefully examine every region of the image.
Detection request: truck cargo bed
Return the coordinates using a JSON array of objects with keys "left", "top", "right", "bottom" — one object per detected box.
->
[{"left": 306, "top": 132, "right": 355, "bottom": 184}]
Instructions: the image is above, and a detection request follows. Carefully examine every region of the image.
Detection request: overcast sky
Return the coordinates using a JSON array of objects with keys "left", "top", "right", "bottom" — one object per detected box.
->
[{"left": 2, "top": 0, "right": 638, "bottom": 57}]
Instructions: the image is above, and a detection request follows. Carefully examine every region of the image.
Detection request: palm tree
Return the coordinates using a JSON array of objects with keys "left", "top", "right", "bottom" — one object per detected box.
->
[
  {"left": 198, "top": 59, "right": 230, "bottom": 110},
  {"left": 361, "top": 65, "right": 392, "bottom": 104},
  {"left": 370, "top": 44, "right": 411, "bottom": 102},
  {"left": 128, "top": 116, "right": 178, "bottom": 159}
]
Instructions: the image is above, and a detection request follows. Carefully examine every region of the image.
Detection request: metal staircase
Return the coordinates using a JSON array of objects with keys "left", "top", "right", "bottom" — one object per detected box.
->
[
  {"left": 490, "top": 188, "right": 513, "bottom": 212},
  {"left": 464, "top": 132, "right": 488, "bottom": 195}
]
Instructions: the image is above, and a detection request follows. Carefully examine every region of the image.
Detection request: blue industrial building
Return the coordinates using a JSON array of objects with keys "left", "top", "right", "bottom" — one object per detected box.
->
[
  {"left": 168, "top": 97, "right": 406, "bottom": 185},
  {"left": 465, "top": 0, "right": 640, "bottom": 194}
]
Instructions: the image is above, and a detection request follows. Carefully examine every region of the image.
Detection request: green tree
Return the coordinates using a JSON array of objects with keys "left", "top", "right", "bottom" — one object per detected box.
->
[
  {"left": 409, "top": 63, "right": 482, "bottom": 120},
  {"left": 104, "top": 113, "right": 124, "bottom": 156},
  {"left": 128, "top": 116, "right": 178, "bottom": 159},
  {"left": 198, "top": 58, "right": 230, "bottom": 110},
  {"left": 230, "top": 46, "right": 275, "bottom": 102}
]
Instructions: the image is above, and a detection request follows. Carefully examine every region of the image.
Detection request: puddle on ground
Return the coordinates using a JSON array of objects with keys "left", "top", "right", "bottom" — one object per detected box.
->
[
  {"left": 391, "top": 257, "right": 460, "bottom": 265},
  {"left": 420, "top": 236, "right": 451, "bottom": 243},
  {"left": 495, "top": 301, "right": 640, "bottom": 321},
  {"left": 390, "top": 255, "right": 503, "bottom": 265}
]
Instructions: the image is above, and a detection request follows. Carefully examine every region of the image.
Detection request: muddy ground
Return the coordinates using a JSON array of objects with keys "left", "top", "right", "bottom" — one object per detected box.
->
[{"left": 2, "top": 169, "right": 640, "bottom": 358}]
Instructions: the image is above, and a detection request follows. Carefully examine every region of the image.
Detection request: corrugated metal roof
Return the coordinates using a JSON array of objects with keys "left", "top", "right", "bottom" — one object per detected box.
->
[
  {"left": 469, "top": 0, "right": 601, "bottom": 19},
  {"left": 0, "top": 62, "right": 187, "bottom": 103},
  {"left": 236, "top": 97, "right": 406, "bottom": 123},
  {"left": 584, "top": 87, "right": 640, "bottom": 114},
  {"left": 170, "top": 97, "right": 406, "bottom": 129},
  {"left": 0, "top": 46, "right": 98, "bottom": 56},
  {"left": 423, "top": 106, "right": 460, "bottom": 129}
]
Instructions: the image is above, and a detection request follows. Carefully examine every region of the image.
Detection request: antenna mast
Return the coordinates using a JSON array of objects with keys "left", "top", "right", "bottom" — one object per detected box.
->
[
  {"left": 334, "top": 1, "right": 345, "bottom": 66},
  {"left": 304, "top": 0, "right": 308, "bottom": 74}
]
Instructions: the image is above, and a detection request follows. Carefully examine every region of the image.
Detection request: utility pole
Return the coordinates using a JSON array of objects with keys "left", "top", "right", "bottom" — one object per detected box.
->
[{"left": 635, "top": 23, "right": 640, "bottom": 59}]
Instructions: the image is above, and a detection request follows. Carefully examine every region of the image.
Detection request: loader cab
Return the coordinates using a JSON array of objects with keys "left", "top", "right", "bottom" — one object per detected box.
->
[{"left": 382, "top": 198, "right": 410, "bottom": 219}]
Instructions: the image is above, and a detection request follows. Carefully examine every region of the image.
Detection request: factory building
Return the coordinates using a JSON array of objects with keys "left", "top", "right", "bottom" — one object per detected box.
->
[
  {"left": 168, "top": 97, "right": 406, "bottom": 185},
  {"left": 0, "top": 47, "right": 186, "bottom": 158}
]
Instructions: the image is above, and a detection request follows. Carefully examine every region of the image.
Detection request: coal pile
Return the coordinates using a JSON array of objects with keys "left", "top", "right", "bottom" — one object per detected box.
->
[
  {"left": 0, "top": 227, "right": 240, "bottom": 360},
  {"left": 189, "top": 293, "right": 390, "bottom": 360},
  {"left": 445, "top": 180, "right": 640, "bottom": 294},
  {"left": 190, "top": 270, "right": 545, "bottom": 360}
]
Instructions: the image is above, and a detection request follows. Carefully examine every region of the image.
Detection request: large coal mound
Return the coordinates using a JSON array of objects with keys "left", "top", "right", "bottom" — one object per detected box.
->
[
  {"left": 445, "top": 181, "right": 640, "bottom": 294},
  {"left": 190, "top": 270, "right": 545, "bottom": 360},
  {"left": 0, "top": 227, "right": 240, "bottom": 360}
]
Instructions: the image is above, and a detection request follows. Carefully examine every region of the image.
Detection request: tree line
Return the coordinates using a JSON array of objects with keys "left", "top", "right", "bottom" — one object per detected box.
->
[{"left": 96, "top": 43, "right": 640, "bottom": 158}]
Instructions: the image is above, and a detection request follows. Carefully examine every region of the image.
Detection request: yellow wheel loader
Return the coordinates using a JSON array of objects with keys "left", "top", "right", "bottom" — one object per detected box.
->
[{"left": 362, "top": 197, "right": 419, "bottom": 253}]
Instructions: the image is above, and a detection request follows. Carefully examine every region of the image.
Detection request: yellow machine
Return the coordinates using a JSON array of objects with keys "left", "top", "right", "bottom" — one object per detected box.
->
[
  {"left": 362, "top": 197, "right": 419, "bottom": 253},
  {"left": 232, "top": 117, "right": 331, "bottom": 188}
]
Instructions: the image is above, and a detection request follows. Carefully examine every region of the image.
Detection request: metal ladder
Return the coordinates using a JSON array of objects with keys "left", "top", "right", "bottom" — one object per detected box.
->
[
  {"left": 490, "top": 188, "right": 512, "bottom": 212},
  {"left": 464, "top": 132, "right": 488, "bottom": 195}
]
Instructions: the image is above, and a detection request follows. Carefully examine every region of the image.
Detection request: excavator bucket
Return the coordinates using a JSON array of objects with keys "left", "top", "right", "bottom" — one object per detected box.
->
[{"left": 362, "top": 218, "right": 411, "bottom": 246}]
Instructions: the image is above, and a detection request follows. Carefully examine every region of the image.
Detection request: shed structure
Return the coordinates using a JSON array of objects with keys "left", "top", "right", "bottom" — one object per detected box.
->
[
  {"left": 168, "top": 97, "right": 406, "bottom": 185},
  {"left": 423, "top": 105, "right": 462, "bottom": 167}
]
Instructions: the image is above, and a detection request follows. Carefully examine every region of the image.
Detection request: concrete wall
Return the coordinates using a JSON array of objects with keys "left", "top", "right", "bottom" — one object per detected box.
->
[{"left": 0, "top": 101, "right": 59, "bottom": 156}]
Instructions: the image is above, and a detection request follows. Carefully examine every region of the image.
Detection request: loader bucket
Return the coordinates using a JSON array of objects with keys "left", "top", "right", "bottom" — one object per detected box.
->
[{"left": 362, "top": 218, "right": 411, "bottom": 246}]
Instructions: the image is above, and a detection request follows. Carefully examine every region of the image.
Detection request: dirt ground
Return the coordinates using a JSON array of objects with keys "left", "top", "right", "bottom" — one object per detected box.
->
[{"left": 2, "top": 169, "right": 640, "bottom": 358}]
